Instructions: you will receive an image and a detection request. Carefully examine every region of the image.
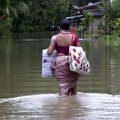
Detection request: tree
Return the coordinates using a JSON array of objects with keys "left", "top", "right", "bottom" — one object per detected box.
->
[
  {"left": 10, "top": 1, "right": 30, "bottom": 32},
  {"left": 0, "top": 0, "right": 30, "bottom": 33},
  {"left": 109, "top": 0, "right": 120, "bottom": 20},
  {"left": 81, "top": 12, "right": 93, "bottom": 33},
  {"left": 1, "top": 0, "right": 91, "bottom": 33}
]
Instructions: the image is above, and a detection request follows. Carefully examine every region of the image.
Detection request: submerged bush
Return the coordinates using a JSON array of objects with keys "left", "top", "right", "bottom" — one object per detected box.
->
[
  {"left": 113, "top": 18, "right": 120, "bottom": 36},
  {"left": 0, "top": 17, "right": 12, "bottom": 35},
  {"left": 101, "top": 35, "right": 120, "bottom": 47}
]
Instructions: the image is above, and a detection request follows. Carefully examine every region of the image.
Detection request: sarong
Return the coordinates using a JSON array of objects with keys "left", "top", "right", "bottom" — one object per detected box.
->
[{"left": 52, "top": 56, "right": 79, "bottom": 96}]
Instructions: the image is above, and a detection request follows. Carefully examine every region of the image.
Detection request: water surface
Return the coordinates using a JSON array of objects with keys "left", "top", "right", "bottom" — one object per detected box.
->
[
  {"left": 0, "top": 93, "right": 120, "bottom": 120},
  {"left": 0, "top": 32, "right": 120, "bottom": 119}
]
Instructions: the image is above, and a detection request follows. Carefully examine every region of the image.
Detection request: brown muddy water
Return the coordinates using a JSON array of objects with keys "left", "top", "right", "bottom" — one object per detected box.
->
[{"left": 0, "top": 32, "right": 120, "bottom": 120}]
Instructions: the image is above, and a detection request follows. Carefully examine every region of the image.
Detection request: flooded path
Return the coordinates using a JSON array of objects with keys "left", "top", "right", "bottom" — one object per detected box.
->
[
  {"left": 0, "top": 93, "right": 120, "bottom": 120},
  {"left": 0, "top": 32, "right": 120, "bottom": 119}
]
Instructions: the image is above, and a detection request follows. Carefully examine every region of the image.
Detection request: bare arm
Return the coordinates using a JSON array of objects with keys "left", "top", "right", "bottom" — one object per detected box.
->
[
  {"left": 47, "top": 36, "right": 56, "bottom": 55},
  {"left": 47, "top": 43, "right": 55, "bottom": 55}
]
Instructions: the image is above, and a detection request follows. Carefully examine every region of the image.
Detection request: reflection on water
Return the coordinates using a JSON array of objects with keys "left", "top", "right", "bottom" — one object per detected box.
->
[
  {"left": 0, "top": 93, "right": 120, "bottom": 120},
  {"left": 0, "top": 32, "right": 120, "bottom": 119},
  {"left": 0, "top": 33, "right": 120, "bottom": 98}
]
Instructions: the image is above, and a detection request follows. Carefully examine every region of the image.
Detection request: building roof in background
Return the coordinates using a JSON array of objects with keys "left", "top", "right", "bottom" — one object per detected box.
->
[
  {"left": 65, "top": 1, "right": 103, "bottom": 23},
  {"left": 65, "top": 15, "right": 84, "bottom": 20},
  {"left": 73, "top": 2, "right": 102, "bottom": 11}
]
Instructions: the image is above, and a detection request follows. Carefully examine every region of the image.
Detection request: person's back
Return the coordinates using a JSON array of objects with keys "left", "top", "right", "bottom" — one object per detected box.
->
[
  {"left": 55, "top": 32, "right": 74, "bottom": 55},
  {"left": 47, "top": 19, "right": 80, "bottom": 96}
]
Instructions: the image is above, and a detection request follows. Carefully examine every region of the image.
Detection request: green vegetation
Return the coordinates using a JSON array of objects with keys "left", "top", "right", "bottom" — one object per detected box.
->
[
  {"left": 100, "top": 0, "right": 120, "bottom": 47},
  {"left": 0, "top": 0, "right": 120, "bottom": 43},
  {"left": 100, "top": 35, "right": 120, "bottom": 47},
  {"left": 0, "top": 0, "right": 30, "bottom": 33},
  {"left": 0, "top": 0, "right": 75, "bottom": 33}
]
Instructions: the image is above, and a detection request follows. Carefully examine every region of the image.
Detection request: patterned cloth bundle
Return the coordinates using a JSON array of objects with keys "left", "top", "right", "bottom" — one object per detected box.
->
[{"left": 69, "top": 46, "right": 90, "bottom": 76}]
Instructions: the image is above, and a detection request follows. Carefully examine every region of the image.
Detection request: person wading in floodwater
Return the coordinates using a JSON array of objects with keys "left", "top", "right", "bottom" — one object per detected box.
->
[{"left": 47, "top": 19, "right": 80, "bottom": 96}]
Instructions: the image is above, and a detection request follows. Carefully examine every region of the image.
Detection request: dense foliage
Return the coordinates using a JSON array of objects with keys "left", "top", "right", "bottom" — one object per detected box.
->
[
  {"left": 110, "top": 0, "right": 120, "bottom": 36},
  {"left": 0, "top": 0, "right": 120, "bottom": 34},
  {"left": 109, "top": 0, "right": 120, "bottom": 20},
  {"left": 0, "top": 0, "right": 76, "bottom": 33}
]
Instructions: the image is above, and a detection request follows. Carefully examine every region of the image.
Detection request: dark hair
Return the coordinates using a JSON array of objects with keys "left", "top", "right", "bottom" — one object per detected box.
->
[
  {"left": 59, "top": 19, "right": 70, "bottom": 30},
  {"left": 51, "top": 25, "right": 59, "bottom": 31}
]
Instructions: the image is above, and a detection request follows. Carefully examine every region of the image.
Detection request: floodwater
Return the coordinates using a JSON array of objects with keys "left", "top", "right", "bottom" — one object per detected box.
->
[{"left": 0, "top": 32, "right": 120, "bottom": 120}]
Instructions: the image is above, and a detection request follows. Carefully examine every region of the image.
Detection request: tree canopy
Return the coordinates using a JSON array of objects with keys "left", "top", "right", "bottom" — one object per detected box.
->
[{"left": 0, "top": 0, "right": 120, "bottom": 34}]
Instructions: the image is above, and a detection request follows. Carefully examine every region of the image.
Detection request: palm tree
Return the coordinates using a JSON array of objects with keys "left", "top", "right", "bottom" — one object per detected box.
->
[
  {"left": 0, "top": 0, "right": 30, "bottom": 33},
  {"left": 10, "top": 1, "right": 30, "bottom": 31}
]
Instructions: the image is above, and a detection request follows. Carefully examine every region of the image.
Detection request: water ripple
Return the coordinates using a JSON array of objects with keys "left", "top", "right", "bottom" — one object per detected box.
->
[{"left": 0, "top": 93, "right": 120, "bottom": 120}]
